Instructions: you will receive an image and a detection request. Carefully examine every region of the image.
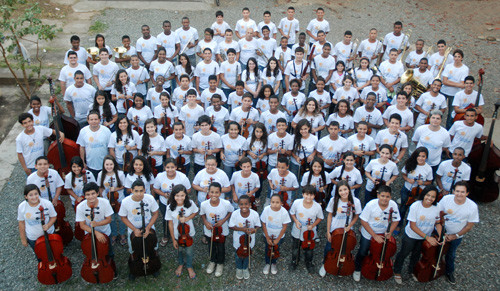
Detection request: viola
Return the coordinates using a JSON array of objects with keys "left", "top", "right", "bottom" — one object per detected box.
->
[
  {"left": 292, "top": 98, "right": 299, "bottom": 116},
  {"left": 266, "top": 234, "right": 280, "bottom": 260},
  {"left": 205, "top": 177, "right": 215, "bottom": 200},
  {"left": 47, "top": 77, "right": 81, "bottom": 142},
  {"left": 413, "top": 211, "right": 449, "bottom": 282},
  {"left": 453, "top": 69, "right": 485, "bottom": 125},
  {"left": 255, "top": 149, "right": 268, "bottom": 180},
  {"left": 129, "top": 201, "right": 162, "bottom": 277},
  {"left": 236, "top": 220, "right": 252, "bottom": 258},
  {"left": 147, "top": 145, "right": 158, "bottom": 177},
  {"left": 210, "top": 115, "right": 218, "bottom": 133},
  {"left": 80, "top": 205, "right": 115, "bottom": 283},
  {"left": 44, "top": 173, "right": 73, "bottom": 246},
  {"left": 366, "top": 115, "right": 373, "bottom": 135},
  {"left": 361, "top": 207, "right": 397, "bottom": 281},
  {"left": 324, "top": 202, "right": 356, "bottom": 276},
  {"left": 177, "top": 208, "right": 193, "bottom": 247},
  {"left": 241, "top": 109, "right": 251, "bottom": 138},
  {"left": 371, "top": 166, "right": 387, "bottom": 197},
  {"left": 299, "top": 146, "right": 310, "bottom": 177},
  {"left": 211, "top": 214, "right": 225, "bottom": 243},
  {"left": 315, "top": 177, "right": 326, "bottom": 210},
  {"left": 122, "top": 137, "right": 133, "bottom": 173},
  {"left": 277, "top": 177, "right": 290, "bottom": 210},
  {"left": 406, "top": 175, "right": 423, "bottom": 206},
  {"left": 161, "top": 107, "right": 173, "bottom": 138},
  {"left": 176, "top": 145, "right": 187, "bottom": 174},
  {"left": 391, "top": 133, "right": 400, "bottom": 157},
  {"left": 468, "top": 101, "right": 500, "bottom": 203},
  {"left": 107, "top": 177, "right": 121, "bottom": 213},
  {"left": 34, "top": 206, "right": 72, "bottom": 285},
  {"left": 246, "top": 182, "right": 257, "bottom": 211},
  {"left": 301, "top": 218, "right": 316, "bottom": 250}
]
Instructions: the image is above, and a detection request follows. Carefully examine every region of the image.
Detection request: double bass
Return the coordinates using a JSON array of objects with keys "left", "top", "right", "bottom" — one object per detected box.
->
[
  {"left": 80, "top": 205, "right": 115, "bottom": 283},
  {"left": 413, "top": 211, "right": 448, "bottom": 282},
  {"left": 44, "top": 173, "right": 73, "bottom": 246},
  {"left": 47, "top": 77, "right": 80, "bottom": 142},
  {"left": 361, "top": 207, "right": 397, "bottom": 281},
  {"left": 177, "top": 208, "right": 193, "bottom": 247},
  {"left": 468, "top": 101, "right": 500, "bottom": 203},
  {"left": 129, "top": 201, "right": 162, "bottom": 277},
  {"left": 453, "top": 69, "right": 485, "bottom": 125},
  {"left": 34, "top": 206, "right": 72, "bottom": 285},
  {"left": 324, "top": 202, "right": 356, "bottom": 276}
]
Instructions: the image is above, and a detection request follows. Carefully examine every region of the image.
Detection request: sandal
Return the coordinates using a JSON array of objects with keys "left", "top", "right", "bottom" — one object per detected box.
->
[
  {"left": 160, "top": 237, "right": 169, "bottom": 247},
  {"left": 188, "top": 268, "right": 196, "bottom": 279},
  {"left": 175, "top": 266, "right": 183, "bottom": 277}
]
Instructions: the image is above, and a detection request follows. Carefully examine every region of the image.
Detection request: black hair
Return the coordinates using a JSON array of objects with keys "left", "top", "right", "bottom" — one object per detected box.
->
[
  {"left": 306, "top": 157, "right": 327, "bottom": 189},
  {"left": 83, "top": 182, "right": 99, "bottom": 195},
  {"left": 197, "top": 115, "right": 212, "bottom": 126},
  {"left": 130, "top": 155, "right": 153, "bottom": 182},
  {"left": 168, "top": 184, "right": 192, "bottom": 211},
  {"left": 277, "top": 156, "right": 289, "bottom": 166},
  {"left": 131, "top": 178, "right": 146, "bottom": 190},
  {"left": 302, "top": 185, "right": 317, "bottom": 197},
  {"left": 249, "top": 122, "right": 268, "bottom": 151},
  {"left": 389, "top": 113, "right": 402, "bottom": 124},
  {"left": 92, "top": 90, "right": 113, "bottom": 122},
  {"left": 215, "top": 10, "right": 224, "bottom": 17},
  {"left": 405, "top": 147, "right": 428, "bottom": 173},
  {"left": 67, "top": 50, "right": 77, "bottom": 58},
  {"left": 417, "top": 185, "right": 439, "bottom": 206},
  {"left": 18, "top": 112, "right": 33, "bottom": 124},
  {"left": 265, "top": 57, "right": 280, "bottom": 77},
  {"left": 377, "top": 185, "right": 392, "bottom": 195},
  {"left": 114, "top": 69, "right": 129, "bottom": 94},
  {"left": 179, "top": 53, "right": 193, "bottom": 76},
  {"left": 257, "top": 84, "right": 275, "bottom": 100},
  {"left": 100, "top": 155, "right": 122, "bottom": 188},
  {"left": 208, "top": 181, "right": 222, "bottom": 192},
  {"left": 70, "top": 156, "right": 85, "bottom": 188},
  {"left": 293, "top": 119, "right": 311, "bottom": 154},
  {"left": 70, "top": 35, "right": 80, "bottom": 42},
  {"left": 115, "top": 116, "right": 133, "bottom": 143},
  {"left": 141, "top": 118, "right": 157, "bottom": 154},
  {"left": 24, "top": 184, "right": 40, "bottom": 198},
  {"left": 332, "top": 180, "right": 354, "bottom": 217}
]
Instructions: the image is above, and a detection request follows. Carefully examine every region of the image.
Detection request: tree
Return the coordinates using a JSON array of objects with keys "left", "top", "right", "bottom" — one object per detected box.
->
[{"left": 0, "top": 0, "right": 61, "bottom": 100}]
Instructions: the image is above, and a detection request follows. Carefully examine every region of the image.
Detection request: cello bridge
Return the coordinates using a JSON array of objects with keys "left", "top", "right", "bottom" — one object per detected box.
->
[
  {"left": 91, "top": 262, "right": 100, "bottom": 269},
  {"left": 142, "top": 257, "right": 150, "bottom": 264},
  {"left": 49, "top": 262, "right": 57, "bottom": 270}
]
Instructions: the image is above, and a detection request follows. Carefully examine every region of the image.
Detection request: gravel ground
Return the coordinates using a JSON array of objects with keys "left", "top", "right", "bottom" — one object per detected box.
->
[{"left": 1, "top": 0, "right": 499, "bottom": 289}]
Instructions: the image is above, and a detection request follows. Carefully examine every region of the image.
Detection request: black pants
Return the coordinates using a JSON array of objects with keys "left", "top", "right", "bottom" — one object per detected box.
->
[
  {"left": 207, "top": 236, "right": 226, "bottom": 264},
  {"left": 291, "top": 237, "right": 314, "bottom": 267},
  {"left": 393, "top": 232, "right": 423, "bottom": 274}
]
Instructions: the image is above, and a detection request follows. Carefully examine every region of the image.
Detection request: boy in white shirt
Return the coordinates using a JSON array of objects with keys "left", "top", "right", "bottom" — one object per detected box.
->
[
  {"left": 378, "top": 48, "right": 404, "bottom": 94},
  {"left": 195, "top": 48, "right": 220, "bottom": 94},
  {"left": 436, "top": 147, "right": 471, "bottom": 196},
  {"left": 333, "top": 31, "right": 355, "bottom": 69},
  {"left": 191, "top": 115, "right": 223, "bottom": 173},
  {"left": 375, "top": 113, "right": 408, "bottom": 164},
  {"left": 358, "top": 28, "right": 383, "bottom": 67},
  {"left": 200, "top": 75, "right": 227, "bottom": 109},
  {"left": 278, "top": 6, "right": 300, "bottom": 48},
  {"left": 211, "top": 11, "right": 231, "bottom": 44},
  {"left": 126, "top": 55, "right": 150, "bottom": 96},
  {"left": 257, "top": 11, "right": 277, "bottom": 39},
  {"left": 412, "top": 58, "right": 434, "bottom": 87},
  {"left": 235, "top": 7, "right": 258, "bottom": 39},
  {"left": 59, "top": 50, "right": 92, "bottom": 95},
  {"left": 63, "top": 35, "right": 87, "bottom": 66},
  {"left": 274, "top": 37, "right": 293, "bottom": 73},
  {"left": 115, "top": 35, "right": 137, "bottom": 70},
  {"left": 284, "top": 47, "right": 309, "bottom": 92},
  {"left": 381, "top": 21, "right": 408, "bottom": 62},
  {"left": 92, "top": 48, "right": 119, "bottom": 99},
  {"left": 156, "top": 20, "right": 180, "bottom": 62},
  {"left": 256, "top": 26, "right": 277, "bottom": 70},
  {"left": 176, "top": 17, "right": 199, "bottom": 66},
  {"left": 448, "top": 109, "right": 484, "bottom": 157},
  {"left": 317, "top": 121, "right": 349, "bottom": 171},
  {"left": 259, "top": 96, "right": 287, "bottom": 134},
  {"left": 427, "top": 39, "right": 453, "bottom": 78},
  {"left": 136, "top": 25, "right": 158, "bottom": 69},
  {"left": 64, "top": 70, "right": 96, "bottom": 126},
  {"left": 218, "top": 29, "right": 240, "bottom": 63},
  {"left": 267, "top": 118, "right": 294, "bottom": 168},
  {"left": 405, "top": 39, "right": 426, "bottom": 68},
  {"left": 220, "top": 49, "right": 241, "bottom": 98},
  {"left": 451, "top": 75, "right": 484, "bottom": 121},
  {"left": 310, "top": 42, "right": 335, "bottom": 91},
  {"left": 306, "top": 7, "right": 330, "bottom": 46}
]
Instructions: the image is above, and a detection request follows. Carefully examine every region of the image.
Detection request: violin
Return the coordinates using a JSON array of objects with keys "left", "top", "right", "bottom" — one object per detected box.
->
[
  {"left": 299, "top": 146, "right": 311, "bottom": 177},
  {"left": 413, "top": 211, "right": 449, "bottom": 282},
  {"left": 453, "top": 69, "right": 485, "bottom": 125},
  {"left": 246, "top": 182, "right": 257, "bottom": 211},
  {"left": 129, "top": 201, "right": 162, "bottom": 277},
  {"left": 371, "top": 166, "right": 387, "bottom": 197},
  {"left": 161, "top": 107, "right": 173, "bottom": 138},
  {"left": 301, "top": 218, "right": 316, "bottom": 250},
  {"left": 107, "top": 177, "right": 121, "bottom": 213},
  {"left": 46, "top": 77, "right": 80, "bottom": 193},
  {"left": 266, "top": 234, "right": 280, "bottom": 260},
  {"left": 211, "top": 214, "right": 225, "bottom": 243},
  {"left": 80, "top": 205, "right": 115, "bottom": 283},
  {"left": 468, "top": 101, "right": 500, "bottom": 203},
  {"left": 406, "top": 175, "right": 423, "bottom": 206},
  {"left": 176, "top": 145, "right": 187, "bottom": 174},
  {"left": 133, "top": 115, "right": 143, "bottom": 135},
  {"left": 366, "top": 115, "right": 373, "bottom": 135},
  {"left": 255, "top": 149, "right": 268, "bottom": 180},
  {"left": 236, "top": 220, "right": 252, "bottom": 258},
  {"left": 292, "top": 98, "right": 299, "bottom": 116},
  {"left": 47, "top": 77, "right": 81, "bottom": 142},
  {"left": 34, "top": 206, "right": 72, "bottom": 285},
  {"left": 44, "top": 173, "right": 73, "bottom": 246},
  {"left": 210, "top": 115, "right": 218, "bottom": 133},
  {"left": 124, "top": 86, "right": 133, "bottom": 114},
  {"left": 204, "top": 141, "right": 212, "bottom": 162},
  {"left": 73, "top": 170, "right": 89, "bottom": 242},
  {"left": 324, "top": 202, "right": 356, "bottom": 276},
  {"left": 122, "top": 137, "right": 133, "bottom": 173},
  {"left": 361, "top": 207, "right": 397, "bottom": 281},
  {"left": 147, "top": 145, "right": 158, "bottom": 177},
  {"left": 424, "top": 103, "right": 436, "bottom": 124},
  {"left": 206, "top": 177, "right": 215, "bottom": 200},
  {"left": 354, "top": 144, "right": 366, "bottom": 176},
  {"left": 277, "top": 140, "right": 287, "bottom": 160},
  {"left": 315, "top": 177, "right": 326, "bottom": 210},
  {"left": 177, "top": 208, "right": 193, "bottom": 247},
  {"left": 234, "top": 149, "right": 243, "bottom": 171},
  {"left": 392, "top": 133, "right": 400, "bottom": 157},
  {"left": 241, "top": 109, "right": 251, "bottom": 138},
  {"left": 277, "top": 177, "right": 290, "bottom": 210}
]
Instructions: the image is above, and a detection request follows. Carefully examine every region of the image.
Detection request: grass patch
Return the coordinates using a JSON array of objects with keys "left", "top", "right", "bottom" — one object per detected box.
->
[{"left": 89, "top": 20, "right": 108, "bottom": 33}]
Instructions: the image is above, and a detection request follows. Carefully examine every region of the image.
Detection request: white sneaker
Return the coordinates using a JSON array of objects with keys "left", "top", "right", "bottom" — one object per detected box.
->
[
  {"left": 263, "top": 264, "right": 270, "bottom": 275},
  {"left": 206, "top": 262, "right": 216, "bottom": 274},
  {"left": 243, "top": 268, "right": 250, "bottom": 279},
  {"left": 319, "top": 265, "right": 326, "bottom": 277},
  {"left": 353, "top": 271, "right": 361, "bottom": 282},
  {"left": 236, "top": 269, "right": 243, "bottom": 279},
  {"left": 271, "top": 264, "right": 278, "bottom": 275},
  {"left": 215, "top": 264, "right": 223, "bottom": 277}
]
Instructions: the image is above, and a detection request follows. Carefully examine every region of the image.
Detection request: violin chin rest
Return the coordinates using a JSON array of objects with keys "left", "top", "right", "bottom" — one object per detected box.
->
[{"left": 494, "top": 170, "right": 500, "bottom": 183}]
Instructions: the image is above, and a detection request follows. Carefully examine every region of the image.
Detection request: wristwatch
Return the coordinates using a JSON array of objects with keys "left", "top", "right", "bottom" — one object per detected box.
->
[{"left": 455, "top": 234, "right": 462, "bottom": 239}]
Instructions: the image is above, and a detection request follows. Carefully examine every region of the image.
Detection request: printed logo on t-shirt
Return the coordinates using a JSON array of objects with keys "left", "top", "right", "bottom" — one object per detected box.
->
[
  {"left": 26, "top": 212, "right": 32, "bottom": 219},
  {"left": 424, "top": 136, "right": 430, "bottom": 141},
  {"left": 446, "top": 208, "right": 453, "bottom": 215},
  {"left": 298, "top": 212, "right": 304, "bottom": 218},
  {"left": 268, "top": 216, "right": 274, "bottom": 222},
  {"left": 383, "top": 138, "right": 389, "bottom": 143},
  {"left": 142, "top": 43, "right": 146, "bottom": 47},
  {"left": 132, "top": 208, "right": 139, "bottom": 215},
  {"left": 73, "top": 92, "right": 77, "bottom": 96},
  {"left": 226, "top": 145, "right": 232, "bottom": 150},
  {"left": 100, "top": 69, "right": 104, "bottom": 74},
  {"left": 89, "top": 136, "right": 94, "bottom": 143},
  {"left": 337, "top": 207, "right": 343, "bottom": 214},
  {"left": 419, "top": 215, "right": 426, "bottom": 221}
]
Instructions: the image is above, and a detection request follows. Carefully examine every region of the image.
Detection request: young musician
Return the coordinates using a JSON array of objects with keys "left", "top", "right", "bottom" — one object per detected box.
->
[
  {"left": 375, "top": 113, "right": 408, "bottom": 164},
  {"left": 179, "top": 89, "right": 205, "bottom": 137},
  {"left": 220, "top": 48, "right": 242, "bottom": 98},
  {"left": 137, "top": 118, "right": 165, "bottom": 175},
  {"left": 221, "top": 122, "right": 248, "bottom": 180},
  {"left": 196, "top": 28, "right": 219, "bottom": 62},
  {"left": 383, "top": 91, "right": 414, "bottom": 133},
  {"left": 256, "top": 26, "right": 277, "bottom": 70},
  {"left": 353, "top": 185, "right": 400, "bottom": 282},
  {"left": 92, "top": 48, "right": 119, "bottom": 101},
  {"left": 306, "top": 7, "right": 330, "bottom": 46},
  {"left": 310, "top": 44, "right": 335, "bottom": 92},
  {"left": 135, "top": 25, "right": 158, "bottom": 70},
  {"left": 405, "top": 39, "right": 426, "bottom": 68},
  {"left": 333, "top": 31, "right": 355, "bottom": 69},
  {"left": 438, "top": 181, "right": 479, "bottom": 284},
  {"left": 289, "top": 185, "right": 324, "bottom": 273},
  {"left": 328, "top": 152, "right": 363, "bottom": 196},
  {"left": 59, "top": 50, "right": 92, "bottom": 96},
  {"left": 192, "top": 155, "right": 231, "bottom": 205},
  {"left": 246, "top": 122, "right": 269, "bottom": 200},
  {"left": 119, "top": 179, "right": 160, "bottom": 280},
  {"left": 175, "top": 17, "right": 199, "bottom": 67},
  {"left": 301, "top": 157, "right": 330, "bottom": 201},
  {"left": 195, "top": 48, "right": 220, "bottom": 94},
  {"left": 326, "top": 99, "right": 354, "bottom": 138},
  {"left": 281, "top": 79, "right": 306, "bottom": 124},
  {"left": 172, "top": 74, "right": 196, "bottom": 110},
  {"left": 257, "top": 11, "right": 277, "bottom": 39},
  {"left": 347, "top": 121, "right": 377, "bottom": 169},
  {"left": 229, "top": 195, "right": 261, "bottom": 280},
  {"left": 274, "top": 36, "right": 292, "bottom": 74},
  {"left": 153, "top": 92, "right": 179, "bottom": 135},
  {"left": 291, "top": 119, "right": 318, "bottom": 179},
  {"left": 363, "top": 145, "right": 399, "bottom": 205},
  {"left": 317, "top": 121, "right": 349, "bottom": 172},
  {"left": 228, "top": 81, "right": 245, "bottom": 111},
  {"left": 149, "top": 48, "right": 175, "bottom": 94},
  {"left": 124, "top": 156, "right": 155, "bottom": 195},
  {"left": 441, "top": 49, "right": 469, "bottom": 129},
  {"left": 64, "top": 70, "right": 96, "bottom": 126},
  {"left": 436, "top": 147, "right": 471, "bottom": 196},
  {"left": 111, "top": 69, "right": 137, "bottom": 117},
  {"left": 278, "top": 6, "right": 300, "bottom": 48},
  {"left": 230, "top": 157, "right": 260, "bottom": 207},
  {"left": 63, "top": 35, "right": 87, "bottom": 66},
  {"left": 414, "top": 79, "right": 446, "bottom": 128},
  {"left": 381, "top": 21, "right": 408, "bottom": 62},
  {"left": 156, "top": 21, "right": 180, "bottom": 65},
  {"left": 229, "top": 94, "right": 260, "bottom": 136},
  {"left": 266, "top": 117, "right": 293, "bottom": 169},
  {"left": 89, "top": 91, "right": 117, "bottom": 130},
  {"left": 191, "top": 115, "right": 222, "bottom": 173},
  {"left": 64, "top": 156, "right": 96, "bottom": 208},
  {"left": 200, "top": 182, "right": 234, "bottom": 277},
  {"left": 448, "top": 108, "right": 484, "bottom": 158},
  {"left": 451, "top": 76, "right": 484, "bottom": 124},
  {"left": 164, "top": 122, "right": 193, "bottom": 175},
  {"left": 200, "top": 76, "right": 227, "bottom": 109},
  {"left": 126, "top": 55, "right": 149, "bottom": 96},
  {"left": 174, "top": 54, "right": 195, "bottom": 88},
  {"left": 308, "top": 77, "right": 331, "bottom": 116},
  {"left": 284, "top": 47, "right": 309, "bottom": 92},
  {"left": 353, "top": 92, "right": 384, "bottom": 138},
  {"left": 357, "top": 28, "right": 383, "bottom": 67},
  {"left": 412, "top": 58, "right": 433, "bottom": 88},
  {"left": 378, "top": 49, "right": 404, "bottom": 94},
  {"left": 291, "top": 97, "right": 326, "bottom": 136},
  {"left": 267, "top": 156, "right": 299, "bottom": 207},
  {"left": 427, "top": 39, "right": 453, "bottom": 77},
  {"left": 26, "top": 156, "right": 64, "bottom": 206},
  {"left": 28, "top": 96, "right": 59, "bottom": 128},
  {"left": 235, "top": 7, "right": 258, "bottom": 39},
  {"left": 211, "top": 11, "right": 230, "bottom": 44}
]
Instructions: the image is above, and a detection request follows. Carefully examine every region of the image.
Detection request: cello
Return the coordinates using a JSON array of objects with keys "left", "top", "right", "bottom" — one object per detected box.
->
[
  {"left": 453, "top": 69, "right": 485, "bottom": 125},
  {"left": 129, "top": 201, "right": 162, "bottom": 277},
  {"left": 80, "top": 205, "right": 115, "bottom": 283},
  {"left": 177, "top": 208, "right": 193, "bottom": 247},
  {"left": 73, "top": 169, "right": 89, "bottom": 242},
  {"left": 301, "top": 218, "right": 316, "bottom": 250},
  {"left": 361, "top": 207, "right": 397, "bottom": 281},
  {"left": 47, "top": 77, "right": 80, "bottom": 142},
  {"left": 176, "top": 145, "right": 187, "bottom": 174},
  {"left": 122, "top": 138, "right": 133, "bottom": 173},
  {"left": 277, "top": 177, "right": 290, "bottom": 210},
  {"left": 107, "top": 177, "right": 121, "bottom": 213},
  {"left": 468, "top": 101, "right": 500, "bottom": 202},
  {"left": 413, "top": 211, "right": 448, "bottom": 282},
  {"left": 34, "top": 206, "right": 72, "bottom": 285},
  {"left": 44, "top": 173, "right": 73, "bottom": 246},
  {"left": 324, "top": 202, "right": 356, "bottom": 276}
]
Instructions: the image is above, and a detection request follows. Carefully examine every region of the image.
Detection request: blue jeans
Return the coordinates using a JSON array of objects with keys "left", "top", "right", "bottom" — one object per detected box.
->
[
  {"left": 398, "top": 186, "right": 411, "bottom": 229},
  {"left": 354, "top": 236, "right": 371, "bottom": 271},
  {"left": 223, "top": 164, "right": 235, "bottom": 199},
  {"left": 264, "top": 238, "right": 284, "bottom": 264},
  {"left": 88, "top": 168, "right": 101, "bottom": 182},
  {"left": 27, "top": 239, "right": 41, "bottom": 262},
  {"left": 110, "top": 212, "right": 126, "bottom": 237},
  {"left": 252, "top": 167, "right": 265, "bottom": 199},
  {"left": 235, "top": 251, "right": 249, "bottom": 269},
  {"left": 393, "top": 232, "right": 423, "bottom": 274},
  {"left": 178, "top": 245, "right": 194, "bottom": 268},
  {"left": 364, "top": 189, "right": 376, "bottom": 207},
  {"left": 445, "top": 237, "right": 462, "bottom": 274}
]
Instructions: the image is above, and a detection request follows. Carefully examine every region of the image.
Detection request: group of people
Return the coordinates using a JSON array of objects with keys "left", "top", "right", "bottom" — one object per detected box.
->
[{"left": 16, "top": 6, "right": 485, "bottom": 285}]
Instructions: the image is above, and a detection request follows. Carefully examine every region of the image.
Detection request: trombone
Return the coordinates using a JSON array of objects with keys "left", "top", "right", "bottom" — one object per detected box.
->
[{"left": 398, "top": 29, "right": 412, "bottom": 63}]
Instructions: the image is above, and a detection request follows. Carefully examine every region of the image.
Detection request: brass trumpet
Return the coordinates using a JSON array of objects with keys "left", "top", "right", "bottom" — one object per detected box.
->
[
  {"left": 87, "top": 47, "right": 100, "bottom": 62},
  {"left": 401, "top": 69, "right": 428, "bottom": 99},
  {"left": 434, "top": 47, "right": 453, "bottom": 80},
  {"left": 114, "top": 46, "right": 131, "bottom": 68}
]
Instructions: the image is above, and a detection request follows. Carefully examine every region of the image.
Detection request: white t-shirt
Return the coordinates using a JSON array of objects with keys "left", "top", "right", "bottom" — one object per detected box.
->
[
  {"left": 308, "top": 89, "right": 331, "bottom": 117},
  {"left": 115, "top": 46, "right": 137, "bottom": 70},
  {"left": 451, "top": 90, "right": 485, "bottom": 118},
  {"left": 267, "top": 132, "right": 294, "bottom": 166},
  {"left": 353, "top": 106, "right": 384, "bottom": 138},
  {"left": 164, "top": 134, "right": 192, "bottom": 164},
  {"left": 333, "top": 87, "right": 359, "bottom": 108},
  {"left": 267, "top": 169, "right": 299, "bottom": 206},
  {"left": 16, "top": 126, "right": 53, "bottom": 168},
  {"left": 401, "top": 163, "right": 434, "bottom": 190},
  {"left": 175, "top": 27, "right": 199, "bottom": 56},
  {"left": 281, "top": 91, "right": 306, "bottom": 122},
  {"left": 306, "top": 18, "right": 330, "bottom": 42},
  {"left": 290, "top": 199, "right": 324, "bottom": 240},
  {"left": 63, "top": 83, "right": 96, "bottom": 122},
  {"left": 63, "top": 47, "right": 88, "bottom": 65},
  {"left": 383, "top": 105, "right": 414, "bottom": 129},
  {"left": 405, "top": 201, "right": 440, "bottom": 240},
  {"left": 436, "top": 160, "right": 471, "bottom": 192},
  {"left": 227, "top": 92, "right": 244, "bottom": 109},
  {"left": 360, "top": 85, "right": 387, "bottom": 103},
  {"left": 179, "top": 104, "right": 205, "bottom": 137},
  {"left": 89, "top": 103, "right": 117, "bottom": 127},
  {"left": 448, "top": 121, "right": 483, "bottom": 156},
  {"left": 126, "top": 106, "right": 154, "bottom": 133},
  {"left": 300, "top": 172, "right": 331, "bottom": 192},
  {"left": 156, "top": 31, "right": 180, "bottom": 58},
  {"left": 124, "top": 173, "right": 155, "bottom": 195},
  {"left": 347, "top": 134, "right": 376, "bottom": 167},
  {"left": 172, "top": 86, "right": 196, "bottom": 110},
  {"left": 238, "top": 38, "right": 258, "bottom": 65},
  {"left": 17, "top": 199, "right": 56, "bottom": 240},
  {"left": 153, "top": 171, "right": 191, "bottom": 206},
  {"left": 149, "top": 60, "right": 175, "bottom": 89},
  {"left": 415, "top": 92, "right": 447, "bottom": 124},
  {"left": 278, "top": 18, "right": 300, "bottom": 44},
  {"left": 107, "top": 131, "right": 140, "bottom": 165},
  {"left": 413, "top": 69, "right": 434, "bottom": 86},
  {"left": 192, "top": 169, "right": 230, "bottom": 203},
  {"left": 58, "top": 64, "right": 92, "bottom": 87},
  {"left": 194, "top": 60, "right": 220, "bottom": 90},
  {"left": 374, "top": 129, "right": 408, "bottom": 158},
  {"left": 211, "top": 21, "right": 231, "bottom": 44},
  {"left": 317, "top": 135, "right": 349, "bottom": 170},
  {"left": 291, "top": 135, "right": 318, "bottom": 166},
  {"left": 311, "top": 54, "right": 335, "bottom": 83},
  {"left": 439, "top": 195, "right": 479, "bottom": 235},
  {"left": 136, "top": 134, "right": 165, "bottom": 167},
  {"left": 92, "top": 61, "right": 119, "bottom": 91},
  {"left": 326, "top": 197, "right": 362, "bottom": 232},
  {"left": 333, "top": 41, "right": 354, "bottom": 68},
  {"left": 235, "top": 18, "right": 258, "bottom": 38},
  {"left": 325, "top": 113, "right": 355, "bottom": 138},
  {"left": 327, "top": 166, "right": 363, "bottom": 195},
  {"left": 229, "top": 106, "right": 260, "bottom": 136},
  {"left": 218, "top": 40, "right": 240, "bottom": 60},
  {"left": 96, "top": 170, "right": 127, "bottom": 202},
  {"left": 360, "top": 199, "right": 401, "bottom": 240},
  {"left": 75, "top": 198, "right": 114, "bottom": 236},
  {"left": 292, "top": 113, "right": 325, "bottom": 133},
  {"left": 153, "top": 104, "right": 179, "bottom": 133},
  {"left": 256, "top": 38, "right": 277, "bottom": 67},
  {"left": 353, "top": 68, "right": 374, "bottom": 87},
  {"left": 378, "top": 60, "right": 404, "bottom": 91},
  {"left": 258, "top": 21, "right": 278, "bottom": 37},
  {"left": 199, "top": 199, "right": 234, "bottom": 237},
  {"left": 28, "top": 106, "right": 52, "bottom": 128},
  {"left": 284, "top": 60, "right": 309, "bottom": 91},
  {"left": 364, "top": 159, "right": 399, "bottom": 191},
  {"left": 26, "top": 169, "right": 64, "bottom": 201},
  {"left": 205, "top": 106, "right": 230, "bottom": 135},
  {"left": 405, "top": 50, "right": 426, "bottom": 67},
  {"left": 382, "top": 32, "right": 407, "bottom": 61},
  {"left": 190, "top": 131, "right": 222, "bottom": 165},
  {"left": 197, "top": 39, "right": 219, "bottom": 61},
  {"left": 118, "top": 194, "right": 159, "bottom": 233},
  {"left": 165, "top": 201, "right": 199, "bottom": 239},
  {"left": 230, "top": 170, "right": 260, "bottom": 201},
  {"left": 76, "top": 125, "right": 112, "bottom": 170},
  {"left": 221, "top": 134, "right": 249, "bottom": 167},
  {"left": 220, "top": 61, "right": 242, "bottom": 89},
  {"left": 229, "top": 209, "right": 261, "bottom": 249},
  {"left": 412, "top": 125, "right": 451, "bottom": 166},
  {"left": 274, "top": 46, "right": 293, "bottom": 69},
  {"left": 440, "top": 64, "right": 470, "bottom": 96},
  {"left": 64, "top": 171, "right": 97, "bottom": 204},
  {"left": 199, "top": 88, "right": 227, "bottom": 108},
  {"left": 136, "top": 36, "right": 158, "bottom": 64},
  {"left": 357, "top": 39, "right": 383, "bottom": 67},
  {"left": 260, "top": 206, "right": 291, "bottom": 238},
  {"left": 246, "top": 138, "right": 267, "bottom": 168},
  {"left": 126, "top": 67, "right": 148, "bottom": 95},
  {"left": 428, "top": 52, "right": 453, "bottom": 77}
]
